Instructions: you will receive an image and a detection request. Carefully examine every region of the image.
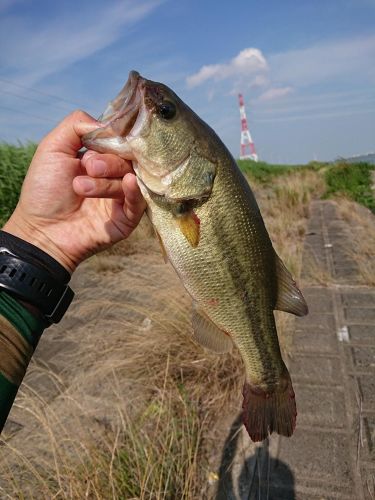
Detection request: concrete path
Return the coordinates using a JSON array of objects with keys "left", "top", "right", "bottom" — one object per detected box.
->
[{"left": 215, "top": 200, "right": 375, "bottom": 500}]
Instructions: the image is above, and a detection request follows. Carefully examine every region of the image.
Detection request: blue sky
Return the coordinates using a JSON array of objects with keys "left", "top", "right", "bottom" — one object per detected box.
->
[{"left": 0, "top": 0, "right": 374, "bottom": 163}]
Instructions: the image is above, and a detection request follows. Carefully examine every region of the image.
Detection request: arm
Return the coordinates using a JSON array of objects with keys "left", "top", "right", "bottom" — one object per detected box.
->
[
  {"left": 0, "top": 290, "right": 46, "bottom": 432},
  {"left": 0, "top": 111, "right": 146, "bottom": 433}
]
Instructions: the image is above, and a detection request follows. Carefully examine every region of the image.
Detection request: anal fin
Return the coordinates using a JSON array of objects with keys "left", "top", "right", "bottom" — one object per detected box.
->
[
  {"left": 192, "top": 303, "right": 233, "bottom": 353},
  {"left": 275, "top": 254, "right": 308, "bottom": 316}
]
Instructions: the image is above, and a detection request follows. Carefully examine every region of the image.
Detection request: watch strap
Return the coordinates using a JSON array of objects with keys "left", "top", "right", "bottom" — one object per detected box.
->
[
  {"left": 0, "top": 231, "right": 71, "bottom": 284},
  {"left": 0, "top": 254, "right": 74, "bottom": 324}
]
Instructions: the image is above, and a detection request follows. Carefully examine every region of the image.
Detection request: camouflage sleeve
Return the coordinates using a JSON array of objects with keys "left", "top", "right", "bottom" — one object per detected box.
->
[{"left": 0, "top": 291, "right": 47, "bottom": 433}]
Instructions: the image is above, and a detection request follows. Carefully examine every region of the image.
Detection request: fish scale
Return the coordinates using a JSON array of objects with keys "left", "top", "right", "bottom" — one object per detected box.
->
[{"left": 82, "top": 70, "right": 308, "bottom": 441}]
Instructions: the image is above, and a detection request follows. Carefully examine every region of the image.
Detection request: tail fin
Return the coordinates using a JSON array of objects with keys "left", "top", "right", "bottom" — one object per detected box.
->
[{"left": 242, "top": 375, "right": 297, "bottom": 442}]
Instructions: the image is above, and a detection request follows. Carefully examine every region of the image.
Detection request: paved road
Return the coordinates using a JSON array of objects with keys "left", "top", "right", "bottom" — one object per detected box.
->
[{"left": 216, "top": 200, "right": 375, "bottom": 500}]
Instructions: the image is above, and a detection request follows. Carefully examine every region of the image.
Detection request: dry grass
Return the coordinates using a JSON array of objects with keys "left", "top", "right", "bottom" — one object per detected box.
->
[
  {"left": 252, "top": 168, "right": 325, "bottom": 350},
  {"left": 0, "top": 168, "right": 324, "bottom": 499},
  {"left": 334, "top": 197, "right": 375, "bottom": 286},
  {"left": 256, "top": 169, "right": 325, "bottom": 275}
]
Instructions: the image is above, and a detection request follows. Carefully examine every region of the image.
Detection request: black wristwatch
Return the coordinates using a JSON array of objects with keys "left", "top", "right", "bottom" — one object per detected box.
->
[{"left": 0, "top": 246, "right": 74, "bottom": 324}]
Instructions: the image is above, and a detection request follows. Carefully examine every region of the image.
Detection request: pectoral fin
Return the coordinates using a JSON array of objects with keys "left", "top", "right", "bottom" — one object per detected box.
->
[
  {"left": 175, "top": 211, "right": 200, "bottom": 248},
  {"left": 274, "top": 254, "right": 308, "bottom": 316},
  {"left": 192, "top": 304, "right": 233, "bottom": 353}
]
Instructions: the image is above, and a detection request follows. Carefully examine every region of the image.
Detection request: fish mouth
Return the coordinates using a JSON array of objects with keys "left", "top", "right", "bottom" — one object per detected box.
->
[
  {"left": 82, "top": 70, "right": 144, "bottom": 152},
  {"left": 81, "top": 71, "right": 189, "bottom": 198}
]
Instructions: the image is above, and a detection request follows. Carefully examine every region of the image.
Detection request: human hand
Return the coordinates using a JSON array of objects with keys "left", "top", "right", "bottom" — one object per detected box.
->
[{"left": 3, "top": 110, "right": 146, "bottom": 273}]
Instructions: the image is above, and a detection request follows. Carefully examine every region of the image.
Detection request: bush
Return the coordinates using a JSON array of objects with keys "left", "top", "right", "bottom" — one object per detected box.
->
[{"left": 325, "top": 162, "right": 374, "bottom": 212}]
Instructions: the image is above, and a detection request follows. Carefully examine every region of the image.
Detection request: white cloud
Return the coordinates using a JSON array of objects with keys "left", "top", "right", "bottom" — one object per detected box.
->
[
  {"left": 186, "top": 48, "right": 268, "bottom": 88},
  {"left": 186, "top": 34, "right": 375, "bottom": 103},
  {"left": 0, "top": 0, "right": 163, "bottom": 86},
  {"left": 258, "top": 86, "right": 293, "bottom": 101}
]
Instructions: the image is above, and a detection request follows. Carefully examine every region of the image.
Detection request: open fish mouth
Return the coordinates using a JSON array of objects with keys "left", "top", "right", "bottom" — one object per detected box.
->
[{"left": 82, "top": 70, "right": 144, "bottom": 151}]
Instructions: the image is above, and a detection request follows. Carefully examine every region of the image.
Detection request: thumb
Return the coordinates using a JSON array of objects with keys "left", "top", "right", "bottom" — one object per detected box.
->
[{"left": 39, "top": 110, "right": 101, "bottom": 157}]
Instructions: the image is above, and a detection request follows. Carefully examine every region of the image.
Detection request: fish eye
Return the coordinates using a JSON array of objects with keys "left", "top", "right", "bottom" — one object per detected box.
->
[{"left": 158, "top": 100, "right": 176, "bottom": 120}]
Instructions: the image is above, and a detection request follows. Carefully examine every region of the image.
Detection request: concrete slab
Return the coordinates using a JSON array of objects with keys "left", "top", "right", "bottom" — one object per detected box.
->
[
  {"left": 293, "top": 384, "right": 347, "bottom": 428},
  {"left": 342, "top": 292, "right": 375, "bottom": 308},
  {"left": 345, "top": 308, "right": 375, "bottom": 322},
  {"left": 290, "top": 354, "right": 341, "bottom": 386},
  {"left": 348, "top": 325, "right": 375, "bottom": 344}
]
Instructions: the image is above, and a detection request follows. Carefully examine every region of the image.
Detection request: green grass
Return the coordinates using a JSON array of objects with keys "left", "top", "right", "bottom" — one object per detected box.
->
[
  {"left": 239, "top": 159, "right": 374, "bottom": 213},
  {"left": 0, "top": 142, "right": 37, "bottom": 226},
  {"left": 237, "top": 159, "right": 327, "bottom": 183},
  {"left": 237, "top": 159, "right": 295, "bottom": 182},
  {"left": 325, "top": 161, "right": 375, "bottom": 212}
]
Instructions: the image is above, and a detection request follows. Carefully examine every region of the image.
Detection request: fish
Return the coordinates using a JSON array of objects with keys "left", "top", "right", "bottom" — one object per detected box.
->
[{"left": 82, "top": 70, "right": 308, "bottom": 442}]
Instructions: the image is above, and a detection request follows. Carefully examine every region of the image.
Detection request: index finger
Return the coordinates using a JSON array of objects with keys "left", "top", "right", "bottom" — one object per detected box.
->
[
  {"left": 38, "top": 110, "right": 101, "bottom": 157},
  {"left": 82, "top": 151, "right": 134, "bottom": 178}
]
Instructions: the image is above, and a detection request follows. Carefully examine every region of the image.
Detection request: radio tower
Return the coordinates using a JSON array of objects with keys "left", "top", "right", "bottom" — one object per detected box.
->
[{"left": 238, "top": 93, "right": 258, "bottom": 161}]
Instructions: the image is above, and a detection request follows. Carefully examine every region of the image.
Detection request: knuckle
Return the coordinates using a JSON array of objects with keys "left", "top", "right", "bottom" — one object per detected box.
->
[
  {"left": 71, "top": 109, "right": 91, "bottom": 121},
  {"left": 106, "top": 154, "right": 122, "bottom": 168}
]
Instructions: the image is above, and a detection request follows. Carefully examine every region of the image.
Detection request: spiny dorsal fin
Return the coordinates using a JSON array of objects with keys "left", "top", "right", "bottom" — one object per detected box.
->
[
  {"left": 175, "top": 211, "right": 200, "bottom": 248},
  {"left": 192, "top": 303, "right": 233, "bottom": 353},
  {"left": 274, "top": 254, "right": 308, "bottom": 317}
]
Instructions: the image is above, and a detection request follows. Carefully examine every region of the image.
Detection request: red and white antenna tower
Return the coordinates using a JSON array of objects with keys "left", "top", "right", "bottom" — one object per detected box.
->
[{"left": 238, "top": 93, "right": 258, "bottom": 161}]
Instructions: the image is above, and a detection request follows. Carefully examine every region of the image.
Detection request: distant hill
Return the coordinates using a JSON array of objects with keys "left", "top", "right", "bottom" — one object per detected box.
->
[{"left": 337, "top": 152, "right": 375, "bottom": 164}]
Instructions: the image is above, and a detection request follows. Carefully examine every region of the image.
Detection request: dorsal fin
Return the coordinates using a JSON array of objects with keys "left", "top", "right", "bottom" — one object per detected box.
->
[
  {"left": 192, "top": 303, "right": 233, "bottom": 353},
  {"left": 274, "top": 254, "right": 308, "bottom": 317}
]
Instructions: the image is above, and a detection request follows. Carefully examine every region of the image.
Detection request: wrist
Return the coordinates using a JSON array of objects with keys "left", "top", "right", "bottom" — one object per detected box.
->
[
  {"left": 3, "top": 212, "right": 76, "bottom": 274},
  {"left": 0, "top": 230, "right": 74, "bottom": 324}
]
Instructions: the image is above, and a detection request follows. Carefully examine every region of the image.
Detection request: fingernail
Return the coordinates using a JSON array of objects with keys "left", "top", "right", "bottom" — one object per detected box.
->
[
  {"left": 91, "top": 160, "right": 106, "bottom": 176},
  {"left": 78, "top": 178, "right": 95, "bottom": 192}
]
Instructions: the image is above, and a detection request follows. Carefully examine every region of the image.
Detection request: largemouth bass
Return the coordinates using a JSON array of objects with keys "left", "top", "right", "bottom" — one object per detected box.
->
[{"left": 82, "top": 71, "right": 308, "bottom": 442}]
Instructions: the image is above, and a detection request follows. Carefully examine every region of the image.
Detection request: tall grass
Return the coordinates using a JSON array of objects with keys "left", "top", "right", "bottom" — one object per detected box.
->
[
  {"left": 113, "top": 384, "right": 203, "bottom": 499},
  {"left": 0, "top": 143, "right": 36, "bottom": 226}
]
